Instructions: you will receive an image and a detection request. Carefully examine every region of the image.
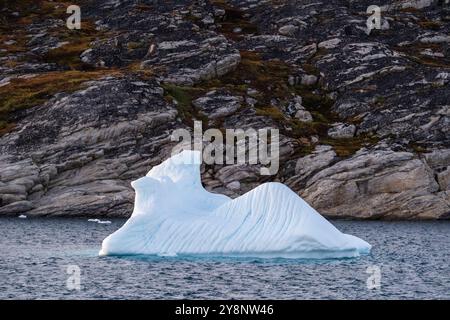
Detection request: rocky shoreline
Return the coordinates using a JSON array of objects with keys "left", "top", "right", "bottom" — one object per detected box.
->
[{"left": 0, "top": 0, "right": 449, "bottom": 219}]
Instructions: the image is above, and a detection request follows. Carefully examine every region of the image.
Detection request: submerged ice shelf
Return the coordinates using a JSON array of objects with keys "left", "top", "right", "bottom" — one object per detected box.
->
[{"left": 99, "top": 151, "right": 371, "bottom": 259}]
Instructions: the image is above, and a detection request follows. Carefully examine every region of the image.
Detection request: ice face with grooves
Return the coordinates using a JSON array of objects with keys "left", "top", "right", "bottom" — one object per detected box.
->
[{"left": 99, "top": 150, "right": 371, "bottom": 258}]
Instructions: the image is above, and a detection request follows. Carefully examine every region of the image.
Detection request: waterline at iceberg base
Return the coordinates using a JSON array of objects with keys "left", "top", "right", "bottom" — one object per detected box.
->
[{"left": 99, "top": 151, "right": 371, "bottom": 259}]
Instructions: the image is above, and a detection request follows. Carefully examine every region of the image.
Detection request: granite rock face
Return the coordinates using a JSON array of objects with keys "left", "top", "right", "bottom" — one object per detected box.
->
[
  {"left": 0, "top": 0, "right": 449, "bottom": 218},
  {"left": 294, "top": 147, "right": 449, "bottom": 219},
  {"left": 0, "top": 77, "right": 183, "bottom": 216}
]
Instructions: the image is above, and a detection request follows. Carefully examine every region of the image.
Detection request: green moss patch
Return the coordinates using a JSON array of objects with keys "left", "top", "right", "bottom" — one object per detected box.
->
[
  {"left": 322, "top": 134, "right": 379, "bottom": 158},
  {"left": 0, "top": 70, "right": 121, "bottom": 132}
]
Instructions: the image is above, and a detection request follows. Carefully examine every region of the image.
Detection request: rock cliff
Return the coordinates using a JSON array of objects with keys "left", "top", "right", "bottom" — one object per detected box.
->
[{"left": 0, "top": 0, "right": 449, "bottom": 218}]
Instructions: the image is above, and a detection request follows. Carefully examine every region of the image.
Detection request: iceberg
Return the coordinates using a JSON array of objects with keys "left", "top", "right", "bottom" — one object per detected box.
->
[{"left": 99, "top": 150, "right": 371, "bottom": 259}]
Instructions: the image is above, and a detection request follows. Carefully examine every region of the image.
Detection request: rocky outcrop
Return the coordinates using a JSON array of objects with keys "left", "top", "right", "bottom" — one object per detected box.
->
[
  {"left": 0, "top": 0, "right": 449, "bottom": 218},
  {"left": 0, "top": 77, "right": 183, "bottom": 216},
  {"left": 328, "top": 123, "right": 356, "bottom": 139},
  {"left": 291, "top": 146, "right": 449, "bottom": 219},
  {"left": 193, "top": 90, "right": 243, "bottom": 119}
]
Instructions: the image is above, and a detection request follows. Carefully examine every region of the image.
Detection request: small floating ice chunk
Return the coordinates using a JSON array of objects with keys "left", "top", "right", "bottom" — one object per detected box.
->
[
  {"left": 99, "top": 150, "right": 371, "bottom": 259},
  {"left": 18, "top": 215, "right": 27, "bottom": 219},
  {"left": 88, "top": 219, "right": 111, "bottom": 224}
]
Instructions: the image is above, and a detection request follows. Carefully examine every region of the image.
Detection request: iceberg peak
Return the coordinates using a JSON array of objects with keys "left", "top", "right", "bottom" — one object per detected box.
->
[
  {"left": 145, "top": 150, "right": 202, "bottom": 185},
  {"left": 100, "top": 150, "right": 371, "bottom": 258}
]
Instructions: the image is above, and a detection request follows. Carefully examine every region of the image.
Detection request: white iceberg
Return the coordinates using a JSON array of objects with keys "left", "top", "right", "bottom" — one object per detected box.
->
[{"left": 99, "top": 150, "right": 371, "bottom": 259}]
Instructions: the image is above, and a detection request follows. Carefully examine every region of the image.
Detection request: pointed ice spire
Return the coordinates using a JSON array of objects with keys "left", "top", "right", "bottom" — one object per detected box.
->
[{"left": 146, "top": 150, "right": 202, "bottom": 186}]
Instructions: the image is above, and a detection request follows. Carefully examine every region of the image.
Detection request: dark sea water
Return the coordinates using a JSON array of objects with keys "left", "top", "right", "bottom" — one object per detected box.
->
[{"left": 0, "top": 217, "right": 449, "bottom": 299}]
